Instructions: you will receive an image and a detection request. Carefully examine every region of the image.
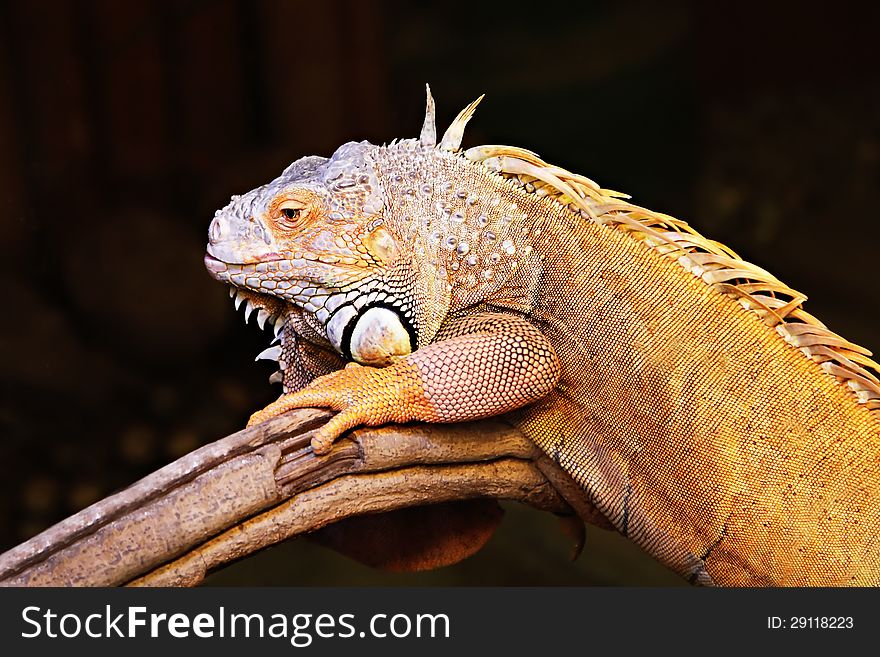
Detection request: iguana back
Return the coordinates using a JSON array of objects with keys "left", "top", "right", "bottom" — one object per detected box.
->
[{"left": 507, "top": 190, "right": 880, "bottom": 585}]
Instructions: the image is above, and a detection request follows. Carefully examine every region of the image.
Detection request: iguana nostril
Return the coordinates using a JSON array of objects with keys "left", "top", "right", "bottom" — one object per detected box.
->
[{"left": 210, "top": 219, "right": 222, "bottom": 243}]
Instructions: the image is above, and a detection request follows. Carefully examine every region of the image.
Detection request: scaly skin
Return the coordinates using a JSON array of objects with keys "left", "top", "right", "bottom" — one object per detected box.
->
[{"left": 205, "top": 88, "right": 880, "bottom": 585}]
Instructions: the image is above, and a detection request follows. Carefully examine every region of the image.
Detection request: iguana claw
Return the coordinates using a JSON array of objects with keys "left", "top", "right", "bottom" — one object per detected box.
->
[{"left": 246, "top": 361, "right": 413, "bottom": 454}]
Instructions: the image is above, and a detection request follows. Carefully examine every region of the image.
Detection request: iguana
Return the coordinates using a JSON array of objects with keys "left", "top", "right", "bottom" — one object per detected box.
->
[{"left": 204, "top": 86, "right": 880, "bottom": 586}]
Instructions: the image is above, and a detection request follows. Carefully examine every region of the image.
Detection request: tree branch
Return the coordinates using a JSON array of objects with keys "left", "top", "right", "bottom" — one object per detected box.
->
[{"left": 0, "top": 410, "right": 597, "bottom": 587}]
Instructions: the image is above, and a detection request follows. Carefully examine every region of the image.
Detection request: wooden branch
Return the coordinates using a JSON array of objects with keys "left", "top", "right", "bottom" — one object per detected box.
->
[{"left": 0, "top": 410, "right": 596, "bottom": 587}]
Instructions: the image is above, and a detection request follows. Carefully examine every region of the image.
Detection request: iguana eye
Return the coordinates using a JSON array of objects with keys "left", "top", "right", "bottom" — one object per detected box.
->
[{"left": 277, "top": 200, "right": 307, "bottom": 226}]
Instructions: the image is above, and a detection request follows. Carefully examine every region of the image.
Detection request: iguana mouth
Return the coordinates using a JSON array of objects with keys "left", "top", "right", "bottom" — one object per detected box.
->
[
  {"left": 205, "top": 253, "right": 367, "bottom": 292},
  {"left": 204, "top": 253, "right": 282, "bottom": 279},
  {"left": 203, "top": 252, "right": 229, "bottom": 271}
]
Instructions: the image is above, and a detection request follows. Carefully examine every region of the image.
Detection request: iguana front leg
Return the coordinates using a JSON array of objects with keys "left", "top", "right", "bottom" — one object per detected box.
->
[{"left": 248, "top": 313, "right": 561, "bottom": 453}]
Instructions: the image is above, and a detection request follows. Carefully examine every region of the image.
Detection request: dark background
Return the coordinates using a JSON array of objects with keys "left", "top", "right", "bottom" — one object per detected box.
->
[{"left": 0, "top": 0, "right": 877, "bottom": 585}]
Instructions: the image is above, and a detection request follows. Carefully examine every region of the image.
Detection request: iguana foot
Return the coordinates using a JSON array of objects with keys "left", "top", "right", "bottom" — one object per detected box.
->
[{"left": 246, "top": 361, "right": 427, "bottom": 454}]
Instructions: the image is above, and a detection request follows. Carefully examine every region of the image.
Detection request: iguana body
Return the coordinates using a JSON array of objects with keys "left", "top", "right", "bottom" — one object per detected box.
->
[{"left": 205, "top": 88, "right": 880, "bottom": 586}]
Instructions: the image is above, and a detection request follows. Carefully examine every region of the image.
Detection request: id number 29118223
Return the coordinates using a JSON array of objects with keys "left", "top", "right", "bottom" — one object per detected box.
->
[{"left": 768, "top": 617, "right": 854, "bottom": 630}]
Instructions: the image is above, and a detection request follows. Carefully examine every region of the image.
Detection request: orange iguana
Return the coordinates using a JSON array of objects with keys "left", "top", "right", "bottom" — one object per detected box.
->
[{"left": 204, "top": 87, "right": 880, "bottom": 586}]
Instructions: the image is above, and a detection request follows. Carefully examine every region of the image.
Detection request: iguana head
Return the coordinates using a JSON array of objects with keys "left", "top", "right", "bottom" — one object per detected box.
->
[
  {"left": 204, "top": 86, "right": 487, "bottom": 367},
  {"left": 204, "top": 138, "right": 414, "bottom": 364}
]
